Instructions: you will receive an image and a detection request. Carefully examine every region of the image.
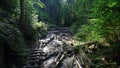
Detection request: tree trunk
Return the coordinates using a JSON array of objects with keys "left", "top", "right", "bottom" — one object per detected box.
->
[{"left": 20, "top": 0, "right": 24, "bottom": 23}]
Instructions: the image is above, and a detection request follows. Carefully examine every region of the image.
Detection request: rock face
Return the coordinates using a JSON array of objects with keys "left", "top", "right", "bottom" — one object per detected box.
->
[{"left": 23, "top": 27, "right": 83, "bottom": 68}]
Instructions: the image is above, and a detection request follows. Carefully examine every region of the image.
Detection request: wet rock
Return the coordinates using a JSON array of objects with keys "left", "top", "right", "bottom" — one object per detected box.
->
[{"left": 24, "top": 27, "right": 84, "bottom": 68}]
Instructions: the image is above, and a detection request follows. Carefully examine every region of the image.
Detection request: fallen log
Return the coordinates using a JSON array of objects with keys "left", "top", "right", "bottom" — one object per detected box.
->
[
  {"left": 75, "top": 58, "right": 82, "bottom": 68},
  {"left": 55, "top": 54, "right": 65, "bottom": 68},
  {"left": 55, "top": 52, "right": 62, "bottom": 62},
  {"left": 80, "top": 41, "right": 96, "bottom": 46}
]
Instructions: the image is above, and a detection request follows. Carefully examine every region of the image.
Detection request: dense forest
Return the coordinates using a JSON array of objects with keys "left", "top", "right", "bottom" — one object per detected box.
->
[{"left": 0, "top": 0, "right": 120, "bottom": 68}]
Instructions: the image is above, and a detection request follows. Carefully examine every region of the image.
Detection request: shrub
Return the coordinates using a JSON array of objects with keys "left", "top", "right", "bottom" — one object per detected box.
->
[{"left": 0, "top": 23, "right": 28, "bottom": 68}]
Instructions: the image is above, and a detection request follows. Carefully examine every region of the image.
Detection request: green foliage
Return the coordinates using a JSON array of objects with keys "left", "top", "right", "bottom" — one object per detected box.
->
[
  {"left": 71, "top": 0, "right": 120, "bottom": 67},
  {"left": 18, "top": 0, "right": 40, "bottom": 45},
  {"left": 36, "top": 1, "right": 45, "bottom": 8},
  {"left": 0, "top": 23, "right": 28, "bottom": 68},
  {"left": 70, "top": 0, "right": 94, "bottom": 36},
  {"left": 18, "top": 22, "right": 38, "bottom": 45},
  {"left": 72, "top": 0, "right": 120, "bottom": 44},
  {"left": 74, "top": 42, "right": 119, "bottom": 68},
  {"left": 104, "top": 44, "right": 120, "bottom": 65},
  {"left": 33, "top": 21, "right": 49, "bottom": 38},
  {"left": 0, "top": 0, "right": 19, "bottom": 14},
  {"left": 0, "top": 0, "right": 44, "bottom": 67},
  {"left": 88, "top": 43, "right": 120, "bottom": 68},
  {"left": 0, "top": 0, "right": 120, "bottom": 67},
  {"left": 38, "top": 10, "right": 52, "bottom": 22},
  {"left": 90, "top": 0, "right": 120, "bottom": 44},
  {"left": 74, "top": 24, "right": 102, "bottom": 42},
  {"left": 0, "top": 0, "right": 19, "bottom": 23}
]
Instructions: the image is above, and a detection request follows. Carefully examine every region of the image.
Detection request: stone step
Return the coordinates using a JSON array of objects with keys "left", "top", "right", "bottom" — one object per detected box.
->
[
  {"left": 30, "top": 54, "right": 46, "bottom": 57},
  {"left": 28, "top": 56, "right": 40, "bottom": 60},
  {"left": 32, "top": 50, "right": 44, "bottom": 52},
  {"left": 30, "top": 51, "right": 44, "bottom": 54},
  {"left": 30, "top": 53, "right": 41, "bottom": 56},
  {"left": 27, "top": 62, "right": 38, "bottom": 66},
  {"left": 29, "top": 56, "right": 45, "bottom": 60},
  {"left": 28, "top": 60, "right": 39, "bottom": 63},
  {"left": 24, "top": 65, "right": 39, "bottom": 68},
  {"left": 32, "top": 49, "right": 42, "bottom": 51}
]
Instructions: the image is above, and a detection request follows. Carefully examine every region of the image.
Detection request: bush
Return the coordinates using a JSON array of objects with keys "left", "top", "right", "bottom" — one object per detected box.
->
[
  {"left": 0, "top": 23, "right": 28, "bottom": 68},
  {"left": 33, "top": 21, "right": 49, "bottom": 38}
]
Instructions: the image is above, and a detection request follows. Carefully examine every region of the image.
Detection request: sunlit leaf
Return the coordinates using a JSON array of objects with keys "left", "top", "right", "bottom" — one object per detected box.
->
[
  {"left": 36, "top": 1, "right": 45, "bottom": 8},
  {"left": 107, "top": 2, "right": 117, "bottom": 7}
]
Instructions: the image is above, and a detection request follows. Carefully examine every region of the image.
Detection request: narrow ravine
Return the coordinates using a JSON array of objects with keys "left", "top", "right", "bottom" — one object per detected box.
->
[{"left": 23, "top": 27, "right": 84, "bottom": 68}]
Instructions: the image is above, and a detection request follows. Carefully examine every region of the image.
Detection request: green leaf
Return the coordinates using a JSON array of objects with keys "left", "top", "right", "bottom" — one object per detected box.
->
[
  {"left": 36, "top": 1, "right": 45, "bottom": 8},
  {"left": 107, "top": 2, "right": 117, "bottom": 7}
]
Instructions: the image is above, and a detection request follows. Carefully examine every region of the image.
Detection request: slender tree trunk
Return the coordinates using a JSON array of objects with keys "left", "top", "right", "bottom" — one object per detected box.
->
[{"left": 20, "top": 0, "right": 24, "bottom": 23}]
